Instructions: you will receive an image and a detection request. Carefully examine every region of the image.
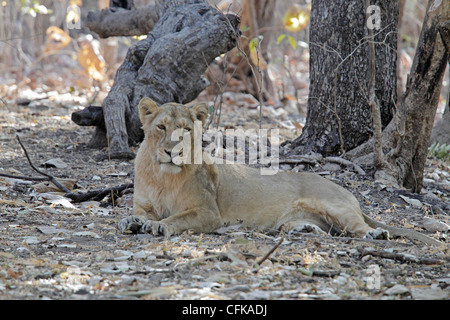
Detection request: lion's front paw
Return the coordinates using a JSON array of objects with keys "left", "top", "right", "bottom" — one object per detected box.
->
[
  {"left": 364, "top": 227, "right": 389, "bottom": 240},
  {"left": 141, "top": 220, "right": 174, "bottom": 238},
  {"left": 118, "top": 216, "right": 148, "bottom": 234},
  {"left": 288, "top": 223, "right": 327, "bottom": 236}
]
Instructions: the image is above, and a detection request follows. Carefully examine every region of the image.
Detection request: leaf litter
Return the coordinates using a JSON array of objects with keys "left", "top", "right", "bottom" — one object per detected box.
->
[{"left": 0, "top": 94, "right": 449, "bottom": 300}]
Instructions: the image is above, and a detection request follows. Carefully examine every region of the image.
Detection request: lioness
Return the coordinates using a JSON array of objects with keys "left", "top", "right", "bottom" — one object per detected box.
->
[{"left": 118, "top": 98, "right": 442, "bottom": 246}]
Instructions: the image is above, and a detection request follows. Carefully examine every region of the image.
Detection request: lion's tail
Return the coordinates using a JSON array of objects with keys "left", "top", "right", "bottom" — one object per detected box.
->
[{"left": 362, "top": 213, "right": 443, "bottom": 247}]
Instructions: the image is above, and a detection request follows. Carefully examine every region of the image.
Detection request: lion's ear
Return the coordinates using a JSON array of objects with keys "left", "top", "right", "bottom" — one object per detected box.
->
[
  {"left": 191, "top": 103, "right": 209, "bottom": 125},
  {"left": 139, "top": 97, "right": 159, "bottom": 121}
]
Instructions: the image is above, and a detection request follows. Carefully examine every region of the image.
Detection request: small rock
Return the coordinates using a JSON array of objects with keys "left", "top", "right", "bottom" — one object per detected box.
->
[
  {"left": 41, "top": 158, "right": 67, "bottom": 169},
  {"left": 322, "top": 163, "right": 341, "bottom": 172},
  {"left": 384, "top": 284, "right": 410, "bottom": 296},
  {"left": 399, "top": 195, "right": 422, "bottom": 208},
  {"left": 22, "top": 236, "right": 38, "bottom": 245},
  {"left": 411, "top": 286, "right": 448, "bottom": 300},
  {"left": 37, "top": 225, "right": 68, "bottom": 235},
  {"left": 240, "top": 289, "right": 270, "bottom": 300},
  {"left": 72, "top": 231, "right": 101, "bottom": 238},
  {"left": 422, "top": 217, "right": 450, "bottom": 233},
  {"left": 333, "top": 276, "right": 348, "bottom": 286},
  {"left": 133, "top": 250, "right": 151, "bottom": 259}
]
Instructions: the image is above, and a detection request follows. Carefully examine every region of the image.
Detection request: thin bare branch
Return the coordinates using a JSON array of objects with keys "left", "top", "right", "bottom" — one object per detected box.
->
[{"left": 16, "top": 135, "right": 71, "bottom": 193}]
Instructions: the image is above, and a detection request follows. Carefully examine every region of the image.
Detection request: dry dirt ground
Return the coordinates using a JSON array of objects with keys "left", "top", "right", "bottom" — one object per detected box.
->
[{"left": 0, "top": 97, "right": 449, "bottom": 300}]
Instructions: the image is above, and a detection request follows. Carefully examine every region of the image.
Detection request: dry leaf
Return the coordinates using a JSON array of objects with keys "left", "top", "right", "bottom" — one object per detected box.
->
[
  {"left": 77, "top": 36, "right": 106, "bottom": 81},
  {"left": 43, "top": 26, "right": 71, "bottom": 53},
  {"left": 292, "top": 121, "right": 303, "bottom": 131}
]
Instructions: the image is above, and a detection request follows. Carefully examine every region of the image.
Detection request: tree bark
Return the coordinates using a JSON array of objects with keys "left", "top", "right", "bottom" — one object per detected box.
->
[
  {"left": 283, "top": 0, "right": 397, "bottom": 156},
  {"left": 430, "top": 89, "right": 450, "bottom": 145},
  {"left": 347, "top": 0, "right": 449, "bottom": 193},
  {"left": 73, "top": 0, "right": 240, "bottom": 158},
  {"left": 374, "top": 0, "right": 449, "bottom": 192},
  {"left": 85, "top": 0, "right": 157, "bottom": 38}
]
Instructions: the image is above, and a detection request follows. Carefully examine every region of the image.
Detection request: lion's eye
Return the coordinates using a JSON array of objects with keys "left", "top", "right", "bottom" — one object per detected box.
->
[
  {"left": 157, "top": 124, "right": 166, "bottom": 131},
  {"left": 184, "top": 127, "right": 192, "bottom": 132}
]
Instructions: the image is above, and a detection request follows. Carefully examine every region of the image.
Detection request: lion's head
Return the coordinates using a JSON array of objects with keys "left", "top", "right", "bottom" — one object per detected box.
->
[{"left": 138, "top": 97, "right": 208, "bottom": 174}]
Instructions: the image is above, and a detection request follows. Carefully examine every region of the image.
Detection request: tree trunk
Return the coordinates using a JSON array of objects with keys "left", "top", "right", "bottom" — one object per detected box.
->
[
  {"left": 283, "top": 0, "right": 398, "bottom": 156},
  {"left": 430, "top": 89, "right": 450, "bottom": 145},
  {"left": 72, "top": 0, "right": 240, "bottom": 159},
  {"left": 368, "top": 0, "right": 449, "bottom": 193}
]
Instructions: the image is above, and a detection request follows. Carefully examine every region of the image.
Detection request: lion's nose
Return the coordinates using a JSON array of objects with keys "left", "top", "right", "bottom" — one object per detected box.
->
[{"left": 164, "top": 149, "right": 172, "bottom": 157}]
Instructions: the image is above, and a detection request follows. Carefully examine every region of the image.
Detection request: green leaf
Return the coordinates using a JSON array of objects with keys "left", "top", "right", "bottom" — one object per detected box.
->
[
  {"left": 276, "top": 34, "right": 286, "bottom": 45},
  {"left": 249, "top": 37, "right": 259, "bottom": 52},
  {"left": 288, "top": 35, "right": 297, "bottom": 50}
]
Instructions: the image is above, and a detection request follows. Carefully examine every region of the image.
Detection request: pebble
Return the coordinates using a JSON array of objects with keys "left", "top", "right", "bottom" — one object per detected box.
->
[
  {"left": 333, "top": 276, "right": 348, "bottom": 286},
  {"left": 240, "top": 289, "right": 270, "bottom": 300},
  {"left": 37, "top": 226, "right": 69, "bottom": 235},
  {"left": 384, "top": 284, "right": 410, "bottom": 296},
  {"left": 22, "top": 236, "right": 38, "bottom": 245},
  {"left": 72, "top": 231, "right": 101, "bottom": 238},
  {"left": 411, "top": 286, "right": 448, "bottom": 300},
  {"left": 422, "top": 217, "right": 450, "bottom": 233}
]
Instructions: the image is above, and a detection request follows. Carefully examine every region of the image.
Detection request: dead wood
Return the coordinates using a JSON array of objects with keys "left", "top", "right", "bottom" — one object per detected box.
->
[
  {"left": 85, "top": 3, "right": 157, "bottom": 38},
  {"left": 13, "top": 135, "right": 133, "bottom": 204},
  {"left": 15, "top": 135, "right": 71, "bottom": 193},
  {"left": 75, "top": 0, "right": 240, "bottom": 159},
  {"left": 65, "top": 183, "right": 134, "bottom": 203},
  {"left": 0, "top": 173, "right": 49, "bottom": 182},
  {"left": 71, "top": 106, "right": 104, "bottom": 127},
  {"left": 323, "top": 156, "right": 366, "bottom": 175},
  {"left": 358, "top": 248, "right": 446, "bottom": 265},
  {"left": 256, "top": 236, "right": 284, "bottom": 266}
]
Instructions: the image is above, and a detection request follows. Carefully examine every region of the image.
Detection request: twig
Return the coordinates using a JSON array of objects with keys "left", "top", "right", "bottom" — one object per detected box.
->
[
  {"left": 278, "top": 158, "right": 318, "bottom": 166},
  {"left": 256, "top": 236, "right": 284, "bottom": 266},
  {"left": 324, "top": 156, "right": 366, "bottom": 175},
  {"left": 358, "top": 248, "right": 445, "bottom": 265},
  {"left": 0, "top": 173, "right": 49, "bottom": 181},
  {"left": 16, "top": 135, "right": 71, "bottom": 193}
]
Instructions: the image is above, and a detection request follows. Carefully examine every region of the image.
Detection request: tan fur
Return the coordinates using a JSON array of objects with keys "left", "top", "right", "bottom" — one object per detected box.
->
[{"left": 118, "top": 98, "right": 443, "bottom": 246}]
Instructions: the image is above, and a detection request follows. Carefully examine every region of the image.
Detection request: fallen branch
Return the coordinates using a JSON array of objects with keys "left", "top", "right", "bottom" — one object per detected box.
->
[
  {"left": 278, "top": 155, "right": 366, "bottom": 175},
  {"left": 324, "top": 156, "right": 366, "bottom": 175},
  {"left": 256, "top": 236, "right": 284, "bottom": 266},
  {"left": 16, "top": 135, "right": 71, "bottom": 193},
  {"left": 13, "top": 135, "right": 134, "bottom": 204},
  {"left": 0, "top": 173, "right": 49, "bottom": 182},
  {"left": 278, "top": 158, "right": 318, "bottom": 166},
  {"left": 358, "top": 248, "right": 445, "bottom": 265},
  {"left": 65, "top": 183, "right": 134, "bottom": 203},
  {"left": 85, "top": 4, "right": 158, "bottom": 38}
]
